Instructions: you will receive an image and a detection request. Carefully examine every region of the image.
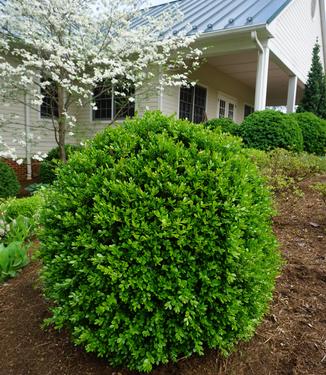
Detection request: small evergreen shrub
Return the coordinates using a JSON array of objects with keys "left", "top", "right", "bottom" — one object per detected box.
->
[
  {"left": 0, "top": 161, "right": 20, "bottom": 198},
  {"left": 39, "top": 112, "right": 281, "bottom": 372},
  {"left": 40, "top": 144, "right": 82, "bottom": 183},
  {"left": 0, "top": 195, "right": 43, "bottom": 221},
  {"left": 290, "top": 112, "right": 326, "bottom": 155},
  {"left": 239, "top": 110, "right": 303, "bottom": 152},
  {"left": 204, "top": 118, "right": 239, "bottom": 135}
]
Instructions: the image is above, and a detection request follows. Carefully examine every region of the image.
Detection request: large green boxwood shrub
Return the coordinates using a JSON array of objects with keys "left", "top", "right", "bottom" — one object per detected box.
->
[
  {"left": 239, "top": 110, "right": 303, "bottom": 152},
  {"left": 204, "top": 117, "right": 239, "bottom": 135},
  {"left": 40, "top": 144, "right": 82, "bottom": 183},
  {"left": 0, "top": 161, "right": 20, "bottom": 198},
  {"left": 290, "top": 112, "right": 326, "bottom": 155},
  {"left": 39, "top": 112, "right": 281, "bottom": 372}
]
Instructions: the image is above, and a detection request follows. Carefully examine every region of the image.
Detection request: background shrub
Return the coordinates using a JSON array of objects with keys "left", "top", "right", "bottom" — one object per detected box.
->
[
  {"left": 0, "top": 161, "right": 20, "bottom": 198},
  {"left": 40, "top": 144, "right": 82, "bottom": 183},
  {"left": 246, "top": 148, "right": 326, "bottom": 194},
  {"left": 39, "top": 112, "right": 280, "bottom": 372},
  {"left": 204, "top": 118, "right": 239, "bottom": 135},
  {"left": 0, "top": 195, "right": 44, "bottom": 244},
  {"left": 290, "top": 112, "right": 326, "bottom": 155},
  {"left": 239, "top": 110, "right": 303, "bottom": 152},
  {"left": 312, "top": 183, "right": 326, "bottom": 203},
  {"left": 0, "top": 195, "right": 43, "bottom": 221}
]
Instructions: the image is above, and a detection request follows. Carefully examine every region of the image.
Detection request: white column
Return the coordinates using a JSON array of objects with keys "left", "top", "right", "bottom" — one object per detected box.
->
[
  {"left": 254, "top": 44, "right": 270, "bottom": 111},
  {"left": 286, "top": 75, "right": 298, "bottom": 113}
]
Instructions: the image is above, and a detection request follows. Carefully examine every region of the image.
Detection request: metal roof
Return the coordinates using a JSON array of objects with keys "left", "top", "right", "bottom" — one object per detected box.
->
[{"left": 136, "top": 0, "right": 292, "bottom": 36}]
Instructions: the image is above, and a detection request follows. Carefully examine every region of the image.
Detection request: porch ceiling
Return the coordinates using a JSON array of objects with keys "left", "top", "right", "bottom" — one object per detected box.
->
[{"left": 207, "top": 51, "right": 303, "bottom": 106}]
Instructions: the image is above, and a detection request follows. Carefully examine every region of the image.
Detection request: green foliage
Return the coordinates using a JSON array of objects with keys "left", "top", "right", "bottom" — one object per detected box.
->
[
  {"left": 239, "top": 110, "right": 303, "bottom": 152},
  {"left": 25, "top": 183, "right": 49, "bottom": 195},
  {"left": 290, "top": 112, "right": 326, "bottom": 155},
  {"left": 40, "top": 144, "right": 82, "bottom": 183},
  {"left": 39, "top": 112, "right": 280, "bottom": 372},
  {"left": 0, "top": 195, "right": 43, "bottom": 221},
  {"left": 0, "top": 195, "right": 44, "bottom": 245},
  {"left": 0, "top": 160, "right": 20, "bottom": 198},
  {"left": 297, "top": 43, "right": 326, "bottom": 118},
  {"left": 4, "top": 215, "right": 35, "bottom": 244},
  {"left": 312, "top": 183, "right": 326, "bottom": 203},
  {"left": 204, "top": 118, "right": 239, "bottom": 135},
  {"left": 247, "top": 148, "right": 326, "bottom": 194},
  {"left": 0, "top": 241, "right": 29, "bottom": 282}
]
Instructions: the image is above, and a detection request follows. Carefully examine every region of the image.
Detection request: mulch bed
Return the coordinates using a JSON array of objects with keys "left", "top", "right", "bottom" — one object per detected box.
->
[{"left": 1, "top": 176, "right": 326, "bottom": 375}]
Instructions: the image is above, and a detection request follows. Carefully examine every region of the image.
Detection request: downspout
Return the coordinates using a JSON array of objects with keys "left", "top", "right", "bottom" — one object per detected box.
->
[
  {"left": 251, "top": 31, "right": 264, "bottom": 110},
  {"left": 319, "top": 0, "right": 326, "bottom": 70},
  {"left": 24, "top": 93, "right": 32, "bottom": 180},
  {"left": 158, "top": 65, "right": 164, "bottom": 112},
  {"left": 251, "top": 30, "right": 264, "bottom": 53}
]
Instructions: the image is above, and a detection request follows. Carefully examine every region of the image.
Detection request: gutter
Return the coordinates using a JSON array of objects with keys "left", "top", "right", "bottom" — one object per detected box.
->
[{"left": 197, "top": 23, "right": 272, "bottom": 41}]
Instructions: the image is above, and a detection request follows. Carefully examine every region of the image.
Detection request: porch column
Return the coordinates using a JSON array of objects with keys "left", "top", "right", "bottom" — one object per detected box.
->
[
  {"left": 286, "top": 75, "right": 298, "bottom": 113},
  {"left": 254, "top": 44, "right": 270, "bottom": 111}
]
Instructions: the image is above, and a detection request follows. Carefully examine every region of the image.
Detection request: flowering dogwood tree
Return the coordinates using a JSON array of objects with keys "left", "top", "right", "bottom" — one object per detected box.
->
[{"left": 0, "top": 0, "right": 202, "bottom": 161}]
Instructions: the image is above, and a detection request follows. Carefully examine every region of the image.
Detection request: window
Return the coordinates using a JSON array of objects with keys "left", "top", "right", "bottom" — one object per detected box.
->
[
  {"left": 244, "top": 104, "right": 254, "bottom": 118},
  {"left": 219, "top": 99, "right": 226, "bottom": 118},
  {"left": 179, "top": 85, "right": 207, "bottom": 123},
  {"left": 218, "top": 97, "right": 235, "bottom": 119},
  {"left": 228, "top": 103, "right": 234, "bottom": 120},
  {"left": 40, "top": 80, "right": 59, "bottom": 119},
  {"left": 93, "top": 82, "right": 135, "bottom": 121}
]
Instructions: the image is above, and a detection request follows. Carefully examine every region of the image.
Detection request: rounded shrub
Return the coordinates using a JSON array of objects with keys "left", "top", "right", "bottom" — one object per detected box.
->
[
  {"left": 0, "top": 161, "right": 20, "bottom": 198},
  {"left": 39, "top": 144, "right": 82, "bottom": 183},
  {"left": 204, "top": 117, "right": 240, "bottom": 136},
  {"left": 290, "top": 112, "right": 326, "bottom": 155},
  {"left": 39, "top": 112, "right": 281, "bottom": 372},
  {"left": 239, "top": 110, "right": 303, "bottom": 152}
]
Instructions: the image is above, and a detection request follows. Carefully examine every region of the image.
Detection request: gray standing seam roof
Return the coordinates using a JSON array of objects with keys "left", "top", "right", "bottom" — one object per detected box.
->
[{"left": 136, "top": 0, "right": 292, "bottom": 36}]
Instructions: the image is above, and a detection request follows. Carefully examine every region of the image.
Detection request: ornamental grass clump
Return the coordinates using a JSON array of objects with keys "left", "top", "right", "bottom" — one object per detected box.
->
[{"left": 39, "top": 111, "right": 281, "bottom": 372}]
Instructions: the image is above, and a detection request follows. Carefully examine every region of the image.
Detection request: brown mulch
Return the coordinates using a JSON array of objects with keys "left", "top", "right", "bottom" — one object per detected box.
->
[{"left": 1, "top": 176, "right": 326, "bottom": 375}]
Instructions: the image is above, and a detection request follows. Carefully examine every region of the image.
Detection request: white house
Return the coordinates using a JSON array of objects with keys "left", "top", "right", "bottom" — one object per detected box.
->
[{"left": 1, "top": 0, "right": 326, "bottom": 180}]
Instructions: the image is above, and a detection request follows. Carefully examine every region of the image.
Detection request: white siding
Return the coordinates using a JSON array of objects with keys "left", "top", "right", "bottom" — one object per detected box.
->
[
  {"left": 0, "top": 99, "right": 58, "bottom": 158},
  {"left": 269, "top": 0, "right": 324, "bottom": 83}
]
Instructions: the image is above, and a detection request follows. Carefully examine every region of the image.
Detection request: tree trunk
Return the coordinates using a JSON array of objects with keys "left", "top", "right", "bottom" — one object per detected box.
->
[{"left": 57, "top": 86, "right": 66, "bottom": 162}]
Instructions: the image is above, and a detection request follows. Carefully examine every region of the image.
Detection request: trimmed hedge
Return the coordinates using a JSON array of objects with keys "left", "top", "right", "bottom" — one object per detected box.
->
[
  {"left": 0, "top": 161, "right": 20, "bottom": 198},
  {"left": 40, "top": 144, "right": 82, "bottom": 183},
  {"left": 204, "top": 118, "right": 239, "bottom": 135},
  {"left": 39, "top": 112, "right": 281, "bottom": 372},
  {"left": 239, "top": 110, "right": 303, "bottom": 152},
  {"left": 290, "top": 112, "right": 326, "bottom": 155}
]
